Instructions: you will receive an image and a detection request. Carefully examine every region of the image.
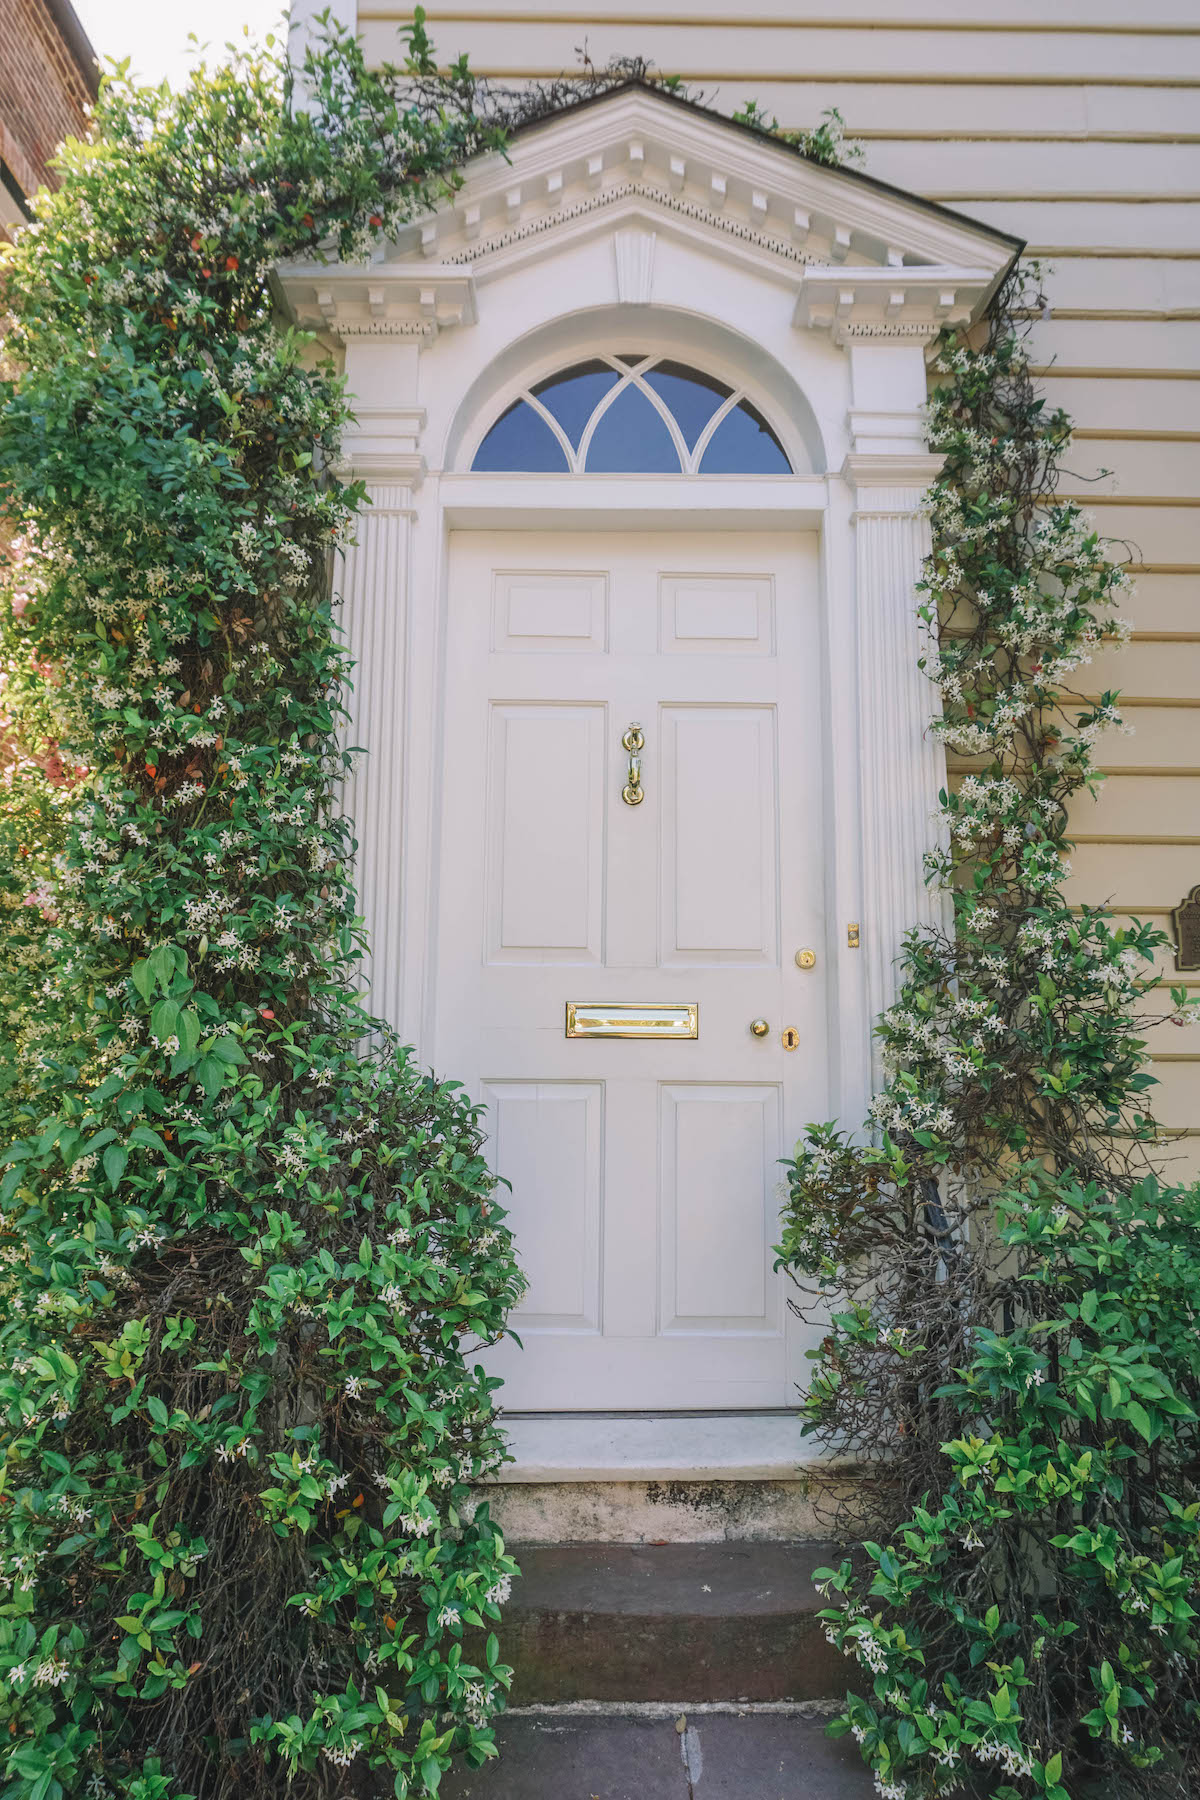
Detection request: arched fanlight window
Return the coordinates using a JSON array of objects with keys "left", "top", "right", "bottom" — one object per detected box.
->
[{"left": 471, "top": 355, "right": 793, "bottom": 475}]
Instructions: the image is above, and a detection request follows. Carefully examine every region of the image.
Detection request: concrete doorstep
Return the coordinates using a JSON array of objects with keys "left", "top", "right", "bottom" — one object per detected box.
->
[{"left": 442, "top": 1706, "right": 875, "bottom": 1800}]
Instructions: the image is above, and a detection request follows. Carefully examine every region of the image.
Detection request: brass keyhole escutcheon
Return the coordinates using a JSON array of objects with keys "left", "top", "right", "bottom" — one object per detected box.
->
[
  {"left": 795, "top": 948, "right": 816, "bottom": 970},
  {"left": 781, "top": 1027, "right": 800, "bottom": 1051}
]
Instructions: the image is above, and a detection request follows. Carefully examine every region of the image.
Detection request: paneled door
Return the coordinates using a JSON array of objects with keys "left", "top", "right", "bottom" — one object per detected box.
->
[{"left": 432, "top": 531, "right": 826, "bottom": 1409}]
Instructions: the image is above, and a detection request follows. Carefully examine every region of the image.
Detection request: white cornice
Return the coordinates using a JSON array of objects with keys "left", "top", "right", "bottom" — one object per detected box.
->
[
  {"left": 274, "top": 87, "right": 1015, "bottom": 346},
  {"left": 269, "top": 265, "right": 475, "bottom": 343},
  {"left": 414, "top": 90, "right": 1014, "bottom": 278},
  {"left": 797, "top": 265, "right": 996, "bottom": 346}
]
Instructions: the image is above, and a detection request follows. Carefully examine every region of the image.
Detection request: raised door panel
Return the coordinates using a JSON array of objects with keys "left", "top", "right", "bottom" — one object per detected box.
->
[
  {"left": 492, "top": 570, "right": 608, "bottom": 653},
  {"left": 485, "top": 702, "right": 606, "bottom": 964},
  {"left": 659, "top": 1083, "right": 781, "bottom": 1335},
  {"left": 659, "top": 573, "right": 775, "bottom": 656},
  {"left": 482, "top": 1081, "right": 603, "bottom": 1333},
  {"left": 660, "top": 704, "right": 779, "bottom": 966}
]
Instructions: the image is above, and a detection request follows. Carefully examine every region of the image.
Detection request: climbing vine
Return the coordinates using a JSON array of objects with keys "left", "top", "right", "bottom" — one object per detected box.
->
[
  {"left": 0, "top": 19, "right": 537, "bottom": 1799},
  {"left": 781, "top": 269, "right": 1200, "bottom": 1797}
]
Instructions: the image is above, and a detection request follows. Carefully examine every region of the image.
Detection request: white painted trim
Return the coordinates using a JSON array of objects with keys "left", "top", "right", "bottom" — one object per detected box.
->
[
  {"left": 437, "top": 472, "right": 828, "bottom": 532},
  {"left": 489, "top": 1412, "right": 833, "bottom": 1483}
]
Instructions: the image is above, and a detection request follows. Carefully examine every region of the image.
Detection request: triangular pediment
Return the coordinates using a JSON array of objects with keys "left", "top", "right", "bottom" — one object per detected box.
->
[{"left": 277, "top": 82, "right": 1019, "bottom": 345}]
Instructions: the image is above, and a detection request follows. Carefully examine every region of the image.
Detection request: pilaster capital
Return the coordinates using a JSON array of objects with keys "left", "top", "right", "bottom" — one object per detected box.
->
[
  {"left": 841, "top": 451, "right": 944, "bottom": 517},
  {"left": 335, "top": 389, "right": 427, "bottom": 501},
  {"left": 332, "top": 458, "right": 424, "bottom": 516}
]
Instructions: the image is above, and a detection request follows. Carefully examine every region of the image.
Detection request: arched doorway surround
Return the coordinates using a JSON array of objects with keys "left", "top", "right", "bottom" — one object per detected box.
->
[{"left": 277, "top": 82, "right": 1019, "bottom": 1420}]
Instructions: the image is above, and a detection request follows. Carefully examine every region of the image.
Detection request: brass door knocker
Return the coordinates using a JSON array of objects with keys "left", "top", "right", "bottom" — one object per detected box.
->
[{"left": 622, "top": 722, "right": 645, "bottom": 806}]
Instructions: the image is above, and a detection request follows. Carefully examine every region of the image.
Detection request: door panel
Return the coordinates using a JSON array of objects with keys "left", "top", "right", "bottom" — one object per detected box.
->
[
  {"left": 659, "top": 572, "right": 775, "bottom": 656},
  {"left": 485, "top": 702, "right": 606, "bottom": 964},
  {"left": 659, "top": 1082, "right": 781, "bottom": 1334},
  {"left": 660, "top": 705, "right": 778, "bottom": 965},
  {"left": 435, "top": 530, "right": 825, "bottom": 1410},
  {"left": 483, "top": 1080, "right": 603, "bottom": 1332},
  {"left": 492, "top": 569, "right": 609, "bottom": 653}
]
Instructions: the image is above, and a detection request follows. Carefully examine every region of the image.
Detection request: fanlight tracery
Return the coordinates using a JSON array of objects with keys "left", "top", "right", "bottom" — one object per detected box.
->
[{"left": 471, "top": 355, "right": 793, "bottom": 475}]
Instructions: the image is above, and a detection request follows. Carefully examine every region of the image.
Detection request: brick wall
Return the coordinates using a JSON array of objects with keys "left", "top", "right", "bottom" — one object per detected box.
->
[{"left": 0, "top": 0, "right": 95, "bottom": 212}]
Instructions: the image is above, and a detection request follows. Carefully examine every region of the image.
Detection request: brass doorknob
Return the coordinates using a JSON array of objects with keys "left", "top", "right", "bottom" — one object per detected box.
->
[{"left": 749, "top": 1018, "right": 770, "bottom": 1037}]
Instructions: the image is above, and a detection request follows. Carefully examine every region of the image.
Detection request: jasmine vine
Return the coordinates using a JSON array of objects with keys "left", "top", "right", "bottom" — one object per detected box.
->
[
  {"left": 0, "top": 21, "right": 529, "bottom": 1799},
  {"left": 781, "top": 269, "right": 1200, "bottom": 1798}
]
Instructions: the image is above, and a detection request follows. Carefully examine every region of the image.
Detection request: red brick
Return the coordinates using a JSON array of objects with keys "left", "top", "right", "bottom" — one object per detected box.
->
[{"left": 0, "top": 0, "right": 94, "bottom": 224}]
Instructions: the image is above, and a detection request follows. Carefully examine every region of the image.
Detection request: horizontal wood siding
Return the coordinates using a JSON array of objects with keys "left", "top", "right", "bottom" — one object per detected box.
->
[{"left": 365, "top": 0, "right": 1198, "bottom": 1140}]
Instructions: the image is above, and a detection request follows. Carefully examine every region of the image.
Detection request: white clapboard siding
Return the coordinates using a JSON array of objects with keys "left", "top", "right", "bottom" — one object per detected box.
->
[
  {"left": 1028, "top": 319, "right": 1200, "bottom": 375},
  {"left": 865, "top": 139, "right": 1198, "bottom": 196},
  {"left": 1089, "top": 641, "right": 1200, "bottom": 697},
  {"left": 1084, "top": 776, "right": 1200, "bottom": 840},
  {"left": 1075, "top": 710, "right": 1200, "bottom": 770},
  {"left": 368, "top": 1, "right": 1200, "bottom": 22},
  {"left": 1064, "top": 442, "right": 1200, "bottom": 500},
  {"left": 956, "top": 201, "right": 1200, "bottom": 253},
  {"left": 363, "top": 0, "right": 1200, "bottom": 1148},
  {"left": 441, "top": 81, "right": 1195, "bottom": 140},
  {"left": 1118, "top": 578, "right": 1199, "bottom": 636},
  {"left": 1040, "top": 382, "right": 1199, "bottom": 438},
  {"left": 361, "top": 19, "right": 1200, "bottom": 83},
  {"left": 1026, "top": 262, "right": 1199, "bottom": 311}
]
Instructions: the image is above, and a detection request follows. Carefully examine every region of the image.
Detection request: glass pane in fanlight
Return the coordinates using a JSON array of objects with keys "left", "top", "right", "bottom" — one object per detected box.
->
[
  {"left": 472, "top": 398, "right": 570, "bottom": 472},
  {"left": 643, "top": 362, "right": 732, "bottom": 451},
  {"left": 584, "top": 385, "right": 682, "bottom": 473},
  {"left": 699, "top": 399, "right": 792, "bottom": 474},
  {"left": 531, "top": 361, "right": 621, "bottom": 448}
]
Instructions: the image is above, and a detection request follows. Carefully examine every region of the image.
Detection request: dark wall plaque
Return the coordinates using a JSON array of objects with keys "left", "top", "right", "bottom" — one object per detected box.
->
[{"left": 1170, "top": 886, "right": 1200, "bottom": 972}]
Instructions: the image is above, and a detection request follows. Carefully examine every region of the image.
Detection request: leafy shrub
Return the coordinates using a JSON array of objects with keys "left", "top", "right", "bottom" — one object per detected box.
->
[
  {"left": 0, "top": 20, "right": 528, "bottom": 1798},
  {"left": 780, "top": 272, "right": 1200, "bottom": 1798}
]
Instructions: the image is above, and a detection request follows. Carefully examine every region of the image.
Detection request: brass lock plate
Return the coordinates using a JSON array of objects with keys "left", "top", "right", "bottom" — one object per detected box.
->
[{"left": 781, "top": 1026, "right": 800, "bottom": 1051}]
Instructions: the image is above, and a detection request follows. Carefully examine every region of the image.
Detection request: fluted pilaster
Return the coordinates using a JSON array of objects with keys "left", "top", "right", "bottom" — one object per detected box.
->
[
  {"left": 336, "top": 482, "right": 413, "bottom": 1026},
  {"left": 846, "top": 455, "right": 949, "bottom": 1072}
]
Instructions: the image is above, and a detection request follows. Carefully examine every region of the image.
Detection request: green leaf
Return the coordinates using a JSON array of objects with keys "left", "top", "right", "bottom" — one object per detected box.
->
[
  {"left": 151, "top": 998, "right": 180, "bottom": 1042},
  {"left": 103, "top": 1144, "right": 128, "bottom": 1189},
  {"left": 196, "top": 1056, "right": 225, "bottom": 1097}
]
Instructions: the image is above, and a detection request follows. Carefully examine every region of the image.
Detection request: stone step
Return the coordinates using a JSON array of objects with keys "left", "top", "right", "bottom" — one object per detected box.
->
[
  {"left": 492, "top": 1542, "right": 845, "bottom": 1705},
  {"left": 473, "top": 1415, "right": 866, "bottom": 1544},
  {"left": 442, "top": 1707, "right": 874, "bottom": 1800}
]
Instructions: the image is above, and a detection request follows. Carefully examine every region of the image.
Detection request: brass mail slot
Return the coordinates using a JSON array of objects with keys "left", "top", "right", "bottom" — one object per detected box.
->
[{"left": 565, "top": 1002, "right": 699, "bottom": 1040}]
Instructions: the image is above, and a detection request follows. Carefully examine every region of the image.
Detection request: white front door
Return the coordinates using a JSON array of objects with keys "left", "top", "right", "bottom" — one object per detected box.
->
[{"left": 433, "top": 529, "right": 826, "bottom": 1410}]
